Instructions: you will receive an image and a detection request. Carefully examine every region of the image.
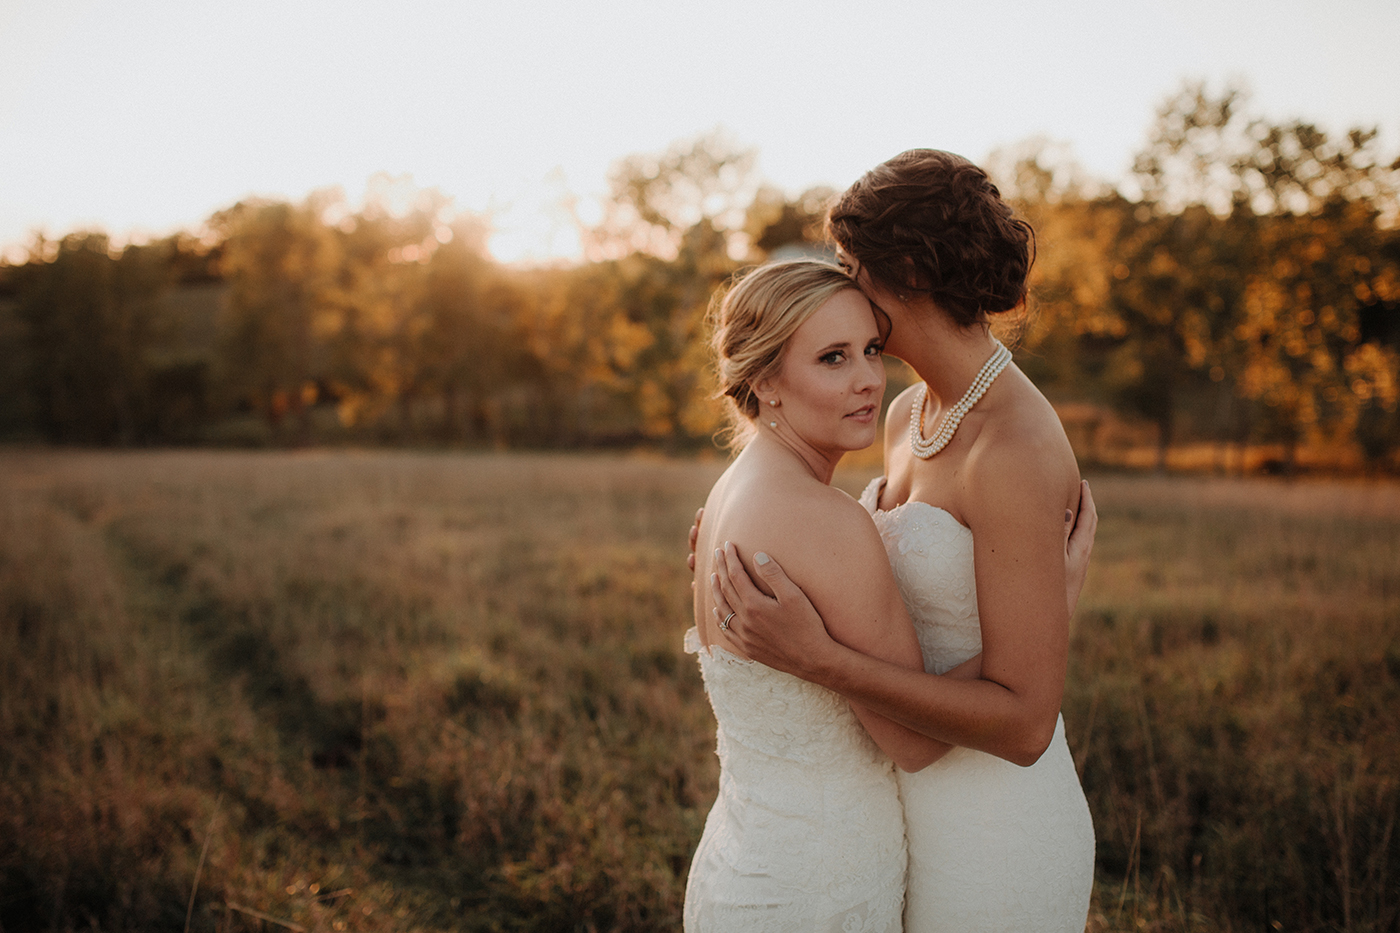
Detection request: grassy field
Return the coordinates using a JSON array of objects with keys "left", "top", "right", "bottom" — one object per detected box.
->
[{"left": 1, "top": 449, "right": 1396, "bottom": 933}]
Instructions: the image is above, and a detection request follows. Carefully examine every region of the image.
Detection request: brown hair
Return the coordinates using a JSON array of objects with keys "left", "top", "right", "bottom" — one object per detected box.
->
[
  {"left": 709, "top": 260, "right": 858, "bottom": 449},
  {"left": 827, "top": 149, "right": 1034, "bottom": 328}
]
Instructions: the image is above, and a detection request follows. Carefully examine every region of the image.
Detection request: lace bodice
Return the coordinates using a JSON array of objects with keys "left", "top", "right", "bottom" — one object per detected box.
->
[
  {"left": 686, "top": 628, "right": 895, "bottom": 765},
  {"left": 683, "top": 628, "right": 905, "bottom": 932},
  {"left": 859, "top": 478, "right": 980, "bottom": 675}
]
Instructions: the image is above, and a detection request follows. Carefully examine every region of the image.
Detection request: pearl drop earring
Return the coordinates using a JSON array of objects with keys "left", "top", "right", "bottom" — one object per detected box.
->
[
  {"left": 769, "top": 421, "right": 777, "bottom": 428},
  {"left": 768, "top": 399, "right": 778, "bottom": 407}
]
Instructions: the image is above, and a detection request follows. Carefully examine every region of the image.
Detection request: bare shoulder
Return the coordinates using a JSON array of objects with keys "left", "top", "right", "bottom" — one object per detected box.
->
[
  {"left": 964, "top": 370, "right": 1081, "bottom": 520},
  {"left": 712, "top": 468, "right": 885, "bottom": 572},
  {"left": 761, "top": 483, "right": 895, "bottom": 603},
  {"left": 708, "top": 461, "right": 913, "bottom": 658},
  {"left": 789, "top": 481, "right": 888, "bottom": 561},
  {"left": 769, "top": 482, "right": 910, "bottom": 648}
]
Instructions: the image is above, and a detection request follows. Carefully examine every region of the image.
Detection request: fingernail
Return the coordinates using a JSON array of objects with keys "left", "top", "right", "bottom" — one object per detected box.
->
[
  {"left": 755, "top": 552, "right": 770, "bottom": 566},
  {"left": 714, "top": 549, "right": 722, "bottom": 562}
]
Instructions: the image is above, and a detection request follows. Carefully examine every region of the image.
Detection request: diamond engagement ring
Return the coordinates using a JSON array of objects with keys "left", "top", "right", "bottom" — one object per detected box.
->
[{"left": 720, "top": 611, "right": 736, "bottom": 632}]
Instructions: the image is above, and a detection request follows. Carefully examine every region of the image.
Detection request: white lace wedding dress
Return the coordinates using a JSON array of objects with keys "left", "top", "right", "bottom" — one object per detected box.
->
[
  {"left": 861, "top": 477, "right": 1095, "bottom": 932},
  {"left": 682, "top": 627, "right": 906, "bottom": 932}
]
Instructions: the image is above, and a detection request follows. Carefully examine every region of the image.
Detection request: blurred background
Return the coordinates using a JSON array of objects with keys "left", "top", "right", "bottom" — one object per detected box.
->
[
  {"left": 2, "top": 4, "right": 1399, "bottom": 933},
  {"left": 1, "top": 0, "right": 1397, "bottom": 470}
]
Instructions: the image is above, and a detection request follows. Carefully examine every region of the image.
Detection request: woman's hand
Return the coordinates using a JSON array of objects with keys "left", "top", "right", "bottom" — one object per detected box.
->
[
  {"left": 686, "top": 507, "right": 703, "bottom": 580},
  {"left": 1064, "top": 480, "right": 1097, "bottom": 617},
  {"left": 710, "top": 542, "right": 834, "bottom": 678}
]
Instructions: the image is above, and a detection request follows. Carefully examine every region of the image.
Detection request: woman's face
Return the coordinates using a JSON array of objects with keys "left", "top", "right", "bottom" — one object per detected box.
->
[{"left": 761, "top": 288, "right": 886, "bottom": 453}]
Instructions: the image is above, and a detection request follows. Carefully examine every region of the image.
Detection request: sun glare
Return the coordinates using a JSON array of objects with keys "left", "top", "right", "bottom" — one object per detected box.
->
[{"left": 485, "top": 188, "right": 591, "bottom": 266}]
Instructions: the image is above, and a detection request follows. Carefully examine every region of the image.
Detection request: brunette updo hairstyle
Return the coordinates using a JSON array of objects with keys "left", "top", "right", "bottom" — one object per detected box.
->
[
  {"left": 827, "top": 149, "right": 1034, "bottom": 328},
  {"left": 709, "top": 260, "right": 857, "bottom": 449}
]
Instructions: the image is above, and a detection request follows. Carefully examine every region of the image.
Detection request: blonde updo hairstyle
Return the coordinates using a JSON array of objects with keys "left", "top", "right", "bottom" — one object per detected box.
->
[{"left": 710, "top": 260, "right": 858, "bottom": 450}]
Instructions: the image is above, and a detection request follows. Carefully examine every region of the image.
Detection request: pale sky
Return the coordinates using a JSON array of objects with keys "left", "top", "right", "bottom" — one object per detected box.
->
[{"left": 2, "top": 0, "right": 1397, "bottom": 263}]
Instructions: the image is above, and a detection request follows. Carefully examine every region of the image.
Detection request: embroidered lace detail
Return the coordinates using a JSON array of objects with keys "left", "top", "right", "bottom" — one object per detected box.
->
[
  {"left": 683, "top": 627, "right": 906, "bottom": 932},
  {"left": 859, "top": 478, "right": 979, "bottom": 675},
  {"left": 859, "top": 476, "right": 1096, "bottom": 933}
]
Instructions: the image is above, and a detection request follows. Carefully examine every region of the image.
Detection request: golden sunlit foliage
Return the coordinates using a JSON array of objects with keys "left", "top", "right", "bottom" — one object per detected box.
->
[
  {"left": 1003, "top": 84, "right": 1400, "bottom": 472},
  {"left": 0, "top": 88, "right": 1396, "bottom": 470}
]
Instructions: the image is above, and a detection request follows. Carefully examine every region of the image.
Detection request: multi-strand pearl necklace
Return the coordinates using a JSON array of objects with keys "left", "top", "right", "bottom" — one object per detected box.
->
[{"left": 908, "top": 340, "right": 1013, "bottom": 459}]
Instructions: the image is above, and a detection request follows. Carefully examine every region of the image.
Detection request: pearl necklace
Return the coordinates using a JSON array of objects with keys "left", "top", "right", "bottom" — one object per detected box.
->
[{"left": 909, "top": 340, "right": 1013, "bottom": 459}]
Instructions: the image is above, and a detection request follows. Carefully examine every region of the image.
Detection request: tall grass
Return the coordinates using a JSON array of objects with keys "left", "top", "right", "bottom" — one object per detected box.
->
[
  {"left": 1, "top": 451, "right": 1396, "bottom": 932},
  {"left": 1069, "top": 475, "right": 1400, "bottom": 933},
  {"left": 1, "top": 450, "right": 723, "bottom": 931}
]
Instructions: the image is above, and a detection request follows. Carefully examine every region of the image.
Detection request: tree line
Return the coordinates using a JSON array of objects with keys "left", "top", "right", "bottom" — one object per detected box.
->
[{"left": 2, "top": 84, "right": 1398, "bottom": 470}]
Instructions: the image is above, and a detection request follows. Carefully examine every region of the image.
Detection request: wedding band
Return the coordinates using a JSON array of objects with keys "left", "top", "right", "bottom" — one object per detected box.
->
[{"left": 720, "top": 611, "right": 736, "bottom": 631}]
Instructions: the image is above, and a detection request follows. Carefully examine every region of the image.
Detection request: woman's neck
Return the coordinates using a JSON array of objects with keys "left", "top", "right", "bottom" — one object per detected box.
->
[
  {"left": 745, "top": 430, "right": 841, "bottom": 486},
  {"left": 894, "top": 313, "right": 1000, "bottom": 405}
]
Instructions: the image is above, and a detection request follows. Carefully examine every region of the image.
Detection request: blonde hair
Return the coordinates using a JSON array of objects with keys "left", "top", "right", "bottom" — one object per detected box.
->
[{"left": 709, "top": 260, "right": 858, "bottom": 449}]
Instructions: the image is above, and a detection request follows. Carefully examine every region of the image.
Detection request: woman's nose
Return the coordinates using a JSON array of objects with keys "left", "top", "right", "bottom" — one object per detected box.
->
[{"left": 858, "top": 359, "right": 885, "bottom": 393}]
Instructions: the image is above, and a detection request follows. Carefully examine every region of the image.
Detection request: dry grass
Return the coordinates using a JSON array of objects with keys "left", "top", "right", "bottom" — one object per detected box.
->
[
  {"left": 0, "top": 450, "right": 724, "bottom": 932},
  {"left": 1, "top": 450, "right": 1396, "bottom": 932},
  {"left": 1071, "top": 474, "right": 1400, "bottom": 933}
]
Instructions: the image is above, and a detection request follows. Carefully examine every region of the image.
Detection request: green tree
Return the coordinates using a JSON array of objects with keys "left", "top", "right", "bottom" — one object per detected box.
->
[
  {"left": 0, "top": 259, "right": 31, "bottom": 437},
  {"left": 588, "top": 129, "right": 756, "bottom": 262},
  {"left": 415, "top": 219, "right": 541, "bottom": 443},
  {"left": 990, "top": 141, "right": 1125, "bottom": 411},
  {"left": 743, "top": 184, "right": 836, "bottom": 258},
  {"left": 1081, "top": 82, "right": 1399, "bottom": 471},
  {"left": 320, "top": 184, "right": 449, "bottom": 437},
  {"left": 549, "top": 133, "right": 755, "bottom": 445},
  {"left": 211, "top": 195, "right": 341, "bottom": 442},
  {"left": 11, "top": 234, "right": 174, "bottom": 443},
  {"left": 1095, "top": 86, "right": 1260, "bottom": 468},
  {"left": 1230, "top": 124, "right": 1400, "bottom": 467}
]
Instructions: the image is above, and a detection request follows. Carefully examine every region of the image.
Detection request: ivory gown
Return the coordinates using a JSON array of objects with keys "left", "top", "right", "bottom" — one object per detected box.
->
[
  {"left": 861, "top": 476, "right": 1095, "bottom": 933},
  {"left": 682, "top": 624, "right": 906, "bottom": 933}
]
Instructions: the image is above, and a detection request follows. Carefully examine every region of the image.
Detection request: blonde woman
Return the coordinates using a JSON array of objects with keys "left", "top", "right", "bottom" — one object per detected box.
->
[{"left": 684, "top": 260, "right": 946, "bottom": 932}]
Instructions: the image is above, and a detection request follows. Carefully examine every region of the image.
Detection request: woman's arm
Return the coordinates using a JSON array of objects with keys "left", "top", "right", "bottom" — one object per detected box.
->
[
  {"left": 698, "top": 482, "right": 1094, "bottom": 615},
  {"left": 954, "top": 429, "right": 1076, "bottom": 762},
  {"left": 712, "top": 476, "right": 1097, "bottom": 767},
  {"left": 727, "top": 491, "right": 956, "bottom": 773},
  {"left": 714, "top": 543, "right": 1051, "bottom": 765}
]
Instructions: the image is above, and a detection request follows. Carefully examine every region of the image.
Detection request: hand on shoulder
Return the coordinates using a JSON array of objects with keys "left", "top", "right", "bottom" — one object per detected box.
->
[
  {"left": 775, "top": 488, "right": 923, "bottom": 667},
  {"left": 721, "top": 479, "right": 920, "bottom": 672}
]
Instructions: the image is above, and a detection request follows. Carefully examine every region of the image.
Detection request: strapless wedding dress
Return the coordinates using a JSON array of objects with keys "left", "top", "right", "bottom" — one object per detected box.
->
[
  {"left": 682, "top": 627, "right": 906, "bottom": 932},
  {"left": 861, "top": 477, "right": 1095, "bottom": 933}
]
